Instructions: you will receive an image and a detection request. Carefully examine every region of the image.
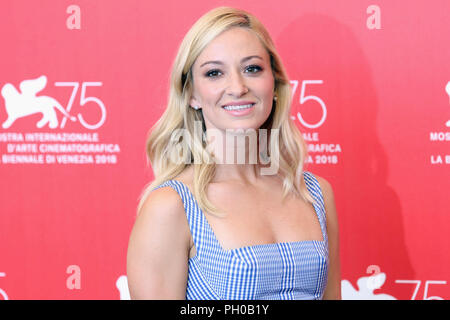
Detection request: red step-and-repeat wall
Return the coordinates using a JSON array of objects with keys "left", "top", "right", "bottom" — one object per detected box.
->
[{"left": 1, "top": 0, "right": 449, "bottom": 300}]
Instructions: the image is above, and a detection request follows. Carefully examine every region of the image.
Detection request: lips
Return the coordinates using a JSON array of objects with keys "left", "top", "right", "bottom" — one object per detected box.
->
[
  {"left": 222, "top": 101, "right": 256, "bottom": 108},
  {"left": 222, "top": 103, "right": 256, "bottom": 116}
]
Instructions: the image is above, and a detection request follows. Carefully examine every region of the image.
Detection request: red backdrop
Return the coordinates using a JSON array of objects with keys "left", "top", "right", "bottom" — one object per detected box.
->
[{"left": 1, "top": 0, "right": 449, "bottom": 300}]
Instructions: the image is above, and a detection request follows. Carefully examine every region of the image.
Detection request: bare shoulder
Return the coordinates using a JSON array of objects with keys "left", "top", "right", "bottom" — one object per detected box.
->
[
  {"left": 307, "top": 174, "right": 341, "bottom": 299},
  {"left": 307, "top": 173, "right": 337, "bottom": 222},
  {"left": 127, "top": 183, "right": 190, "bottom": 299},
  {"left": 135, "top": 165, "right": 194, "bottom": 229},
  {"left": 311, "top": 174, "right": 334, "bottom": 198},
  {"left": 136, "top": 183, "right": 187, "bottom": 230}
]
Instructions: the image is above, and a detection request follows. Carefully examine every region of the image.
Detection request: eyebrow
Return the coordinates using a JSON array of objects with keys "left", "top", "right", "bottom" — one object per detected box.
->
[{"left": 199, "top": 55, "right": 263, "bottom": 68}]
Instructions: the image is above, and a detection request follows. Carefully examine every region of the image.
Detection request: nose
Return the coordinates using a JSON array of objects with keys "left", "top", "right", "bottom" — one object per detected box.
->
[{"left": 226, "top": 70, "right": 248, "bottom": 97}]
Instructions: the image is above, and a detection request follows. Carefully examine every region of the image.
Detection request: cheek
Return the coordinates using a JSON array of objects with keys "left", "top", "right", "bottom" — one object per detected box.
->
[
  {"left": 259, "top": 71, "right": 275, "bottom": 93},
  {"left": 196, "top": 81, "right": 222, "bottom": 103},
  {"left": 259, "top": 78, "right": 275, "bottom": 102}
]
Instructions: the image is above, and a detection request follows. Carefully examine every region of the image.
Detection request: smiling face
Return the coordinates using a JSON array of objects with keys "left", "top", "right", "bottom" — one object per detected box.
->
[{"left": 190, "top": 27, "right": 275, "bottom": 132}]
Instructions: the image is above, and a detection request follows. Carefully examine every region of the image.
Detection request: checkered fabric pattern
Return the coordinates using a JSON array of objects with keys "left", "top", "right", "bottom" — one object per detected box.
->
[{"left": 152, "top": 171, "right": 329, "bottom": 299}]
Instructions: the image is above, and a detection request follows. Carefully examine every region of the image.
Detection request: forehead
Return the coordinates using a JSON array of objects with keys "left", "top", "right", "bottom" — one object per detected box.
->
[{"left": 195, "top": 27, "right": 269, "bottom": 65}]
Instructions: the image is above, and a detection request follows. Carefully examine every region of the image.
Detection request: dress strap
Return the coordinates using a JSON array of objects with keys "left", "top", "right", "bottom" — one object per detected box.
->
[
  {"left": 152, "top": 174, "right": 328, "bottom": 255},
  {"left": 302, "top": 171, "right": 328, "bottom": 245},
  {"left": 151, "top": 180, "right": 208, "bottom": 256}
]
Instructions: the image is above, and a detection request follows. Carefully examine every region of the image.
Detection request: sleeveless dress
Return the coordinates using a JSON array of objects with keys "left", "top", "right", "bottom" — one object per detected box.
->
[{"left": 151, "top": 171, "right": 329, "bottom": 300}]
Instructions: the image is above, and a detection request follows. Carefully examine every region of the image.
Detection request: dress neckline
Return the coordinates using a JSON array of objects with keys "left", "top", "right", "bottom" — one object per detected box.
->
[{"left": 167, "top": 174, "right": 327, "bottom": 254}]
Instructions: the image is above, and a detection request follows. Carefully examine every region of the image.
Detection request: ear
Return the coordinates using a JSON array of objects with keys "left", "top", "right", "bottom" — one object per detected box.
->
[{"left": 189, "top": 95, "right": 201, "bottom": 110}]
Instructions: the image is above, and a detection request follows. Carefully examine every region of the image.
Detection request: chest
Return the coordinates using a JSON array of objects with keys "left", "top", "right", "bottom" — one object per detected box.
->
[
  {"left": 187, "top": 240, "right": 328, "bottom": 299},
  {"left": 202, "top": 183, "right": 324, "bottom": 251}
]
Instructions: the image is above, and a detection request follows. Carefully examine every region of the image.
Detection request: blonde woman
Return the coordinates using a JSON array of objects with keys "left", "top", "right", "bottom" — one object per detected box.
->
[{"left": 127, "top": 6, "right": 341, "bottom": 300}]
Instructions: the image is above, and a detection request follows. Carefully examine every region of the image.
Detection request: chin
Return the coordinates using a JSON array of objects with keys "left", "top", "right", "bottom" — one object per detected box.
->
[{"left": 224, "top": 123, "right": 264, "bottom": 132}]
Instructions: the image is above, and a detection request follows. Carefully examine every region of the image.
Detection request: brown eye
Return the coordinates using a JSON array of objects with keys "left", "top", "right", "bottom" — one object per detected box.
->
[
  {"left": 205, "top": 69, "right": 222, "bottom": 78},
  {"left": 245, "top": 65, "right": 262, "bottom": 73}
]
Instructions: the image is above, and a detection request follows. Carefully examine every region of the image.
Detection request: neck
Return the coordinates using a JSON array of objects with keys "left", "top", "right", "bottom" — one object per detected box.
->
[{"left": 204, "top": 127, "right": 278, "bottom": 184}]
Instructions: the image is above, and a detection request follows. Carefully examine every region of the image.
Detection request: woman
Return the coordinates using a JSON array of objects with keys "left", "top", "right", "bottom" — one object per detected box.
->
[{"left": 127, "top": 6, "right": 341, "bottom": 300}]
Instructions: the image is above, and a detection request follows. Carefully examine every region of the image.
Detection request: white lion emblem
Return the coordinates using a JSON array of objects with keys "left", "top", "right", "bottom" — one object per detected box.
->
[
  {"left": 341, "top": 272, "right": 397, "bottom": 300},
  {"left": 1, "top": 75, "right": 76, "bottom": 129}
]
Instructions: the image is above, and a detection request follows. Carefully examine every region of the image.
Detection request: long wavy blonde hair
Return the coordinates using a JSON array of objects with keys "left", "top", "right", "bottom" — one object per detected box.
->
[{"left": 137, "top": 6, "right": 314, "bottom": 217}]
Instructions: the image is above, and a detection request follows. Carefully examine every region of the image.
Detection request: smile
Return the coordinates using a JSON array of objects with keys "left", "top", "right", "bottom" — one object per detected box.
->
[
  {"left": 223, "top": 103, "right": 255, "bottom": 111},
  {"left": 222, "top": 103, "right": 255, "bottom": 116}
]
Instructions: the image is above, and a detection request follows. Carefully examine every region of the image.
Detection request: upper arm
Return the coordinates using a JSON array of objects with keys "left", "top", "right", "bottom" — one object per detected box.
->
[
  {"left": 316, "top": 175, "right": 341, "bottom": 300},
  {"left": 126, "top": 186, "right": 190, "bottom": 299}
]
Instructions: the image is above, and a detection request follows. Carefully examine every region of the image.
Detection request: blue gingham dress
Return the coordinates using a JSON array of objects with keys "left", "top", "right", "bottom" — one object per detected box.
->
[{"left": 152, "top": 171, "right": 328, "bottom": 299}]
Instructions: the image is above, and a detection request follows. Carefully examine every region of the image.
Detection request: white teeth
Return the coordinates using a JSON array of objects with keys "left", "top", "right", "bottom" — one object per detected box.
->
[{"left": 223, "top": 104, "right": 254, "bottom": 111}]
